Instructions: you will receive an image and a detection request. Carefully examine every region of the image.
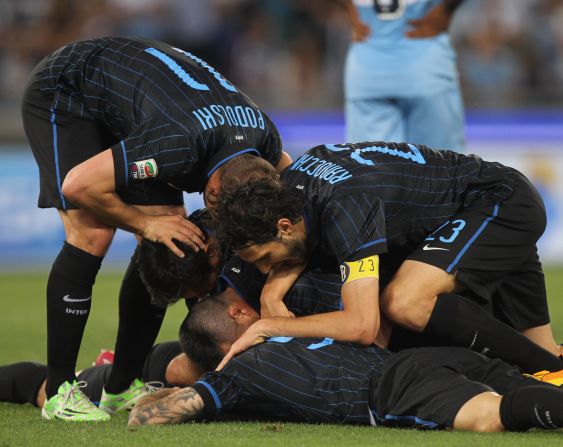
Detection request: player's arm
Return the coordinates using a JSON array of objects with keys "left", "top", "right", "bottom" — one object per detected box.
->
[
  {"left": 62, "top": 149, "right": 204, "bottom": 256},
  {"left": 128, "top": 387, "right": 205, "bottom": 427},
  {"left": 260, "top": 261, "right": 306, "bottom": 318},
  {"left": 406, "top": 0, "right": 465, "bottom": 38},
  {"left": 217, "top": 256, "right": 380, "bottom": 369},
  {"left": 334, "top": 0, "right": 370, "bottom": 42}
]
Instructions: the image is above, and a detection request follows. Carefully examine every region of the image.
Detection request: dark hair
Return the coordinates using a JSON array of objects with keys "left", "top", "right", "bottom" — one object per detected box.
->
[
  {"left": 214, "top": 176, "right": 304, "bottom": 250},
  {"left": 179, "top": 294, "right": 233, "bottom": 371},
  {"left": 136, "top": 210, "right": 218, "bottom": 308},
  {"left": 137, "top": 240, "right": 212, "bottom": 308}
]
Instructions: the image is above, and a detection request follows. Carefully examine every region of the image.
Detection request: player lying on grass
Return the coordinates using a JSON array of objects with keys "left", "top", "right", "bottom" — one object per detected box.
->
[
  {"left": 127, "top": 294, "right": 563, "bottom": 432},
  {"left": 213, "top": 141, "right": 563, "bottom": 375},
  {"left": 2, "top": 280, "right": 561, "bottom": 428}
]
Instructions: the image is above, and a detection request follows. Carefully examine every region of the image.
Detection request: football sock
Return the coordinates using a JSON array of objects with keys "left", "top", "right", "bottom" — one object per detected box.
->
[
  {"left": 46, "top": 242, "right": 102, "bottom": 397},
  {"left": 500, "top": 385, "right": 563, "bottom": 430},
  {"left": 423, "top": 294, "right": 563, "bottom": 374},
  {"left": 105, "top": 251, "right": 166, "bottom": 394},
  {"left": 142, "top": 342, "right": 182, "bottom": 385},
  {"left": 0, "top": 362, "right": 47, "bottom": 407}
]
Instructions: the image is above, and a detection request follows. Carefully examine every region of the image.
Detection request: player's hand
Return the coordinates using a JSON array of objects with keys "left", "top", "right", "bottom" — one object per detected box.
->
[
  {"left": 351, "top": 20, "right": 371, "bottom": 42},
  {"left": 216, "top": 320, "right": 270, "bottom": 371},
  {"left": 406, "top": 3, "right": 452, "bottom": 38},
  {"left": 142, "top": 214, "right": 205, "bottom": 257}
]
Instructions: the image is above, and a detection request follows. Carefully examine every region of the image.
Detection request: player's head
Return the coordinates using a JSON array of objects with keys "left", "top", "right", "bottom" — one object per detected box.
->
[
  {"left": 137, "top": 209, "right": 226, "bottom": 307},
  {"left": 204, "top": 154, "right": 278, "bottom": 208},
  {"left": 179, "top": 288, "right": 259, "bottom": 371},
  {"left": 214, "top": 176, "right": 308, "bottom": 274}
]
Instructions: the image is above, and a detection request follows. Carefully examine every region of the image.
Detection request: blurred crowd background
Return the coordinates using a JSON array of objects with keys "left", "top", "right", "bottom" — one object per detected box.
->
[
  {"left": 1, "top": 0, "right": 563, "bottom": 268},
  {"left": 0, "top": 0, "right": 563, "bottom": 139}
]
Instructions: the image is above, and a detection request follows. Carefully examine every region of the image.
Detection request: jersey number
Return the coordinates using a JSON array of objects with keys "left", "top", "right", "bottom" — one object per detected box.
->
[
  {"left": 374, "top": 0, "right": 406, "bottom": 20},
  {"left": 325, "top": 143, "right": 426, "bottom": 166},
  {"left": 425, "top": 219, "right": 466, "bottom": 243},
  {"left": 144, "top": 47, "right": 237, "bottom": 93}
]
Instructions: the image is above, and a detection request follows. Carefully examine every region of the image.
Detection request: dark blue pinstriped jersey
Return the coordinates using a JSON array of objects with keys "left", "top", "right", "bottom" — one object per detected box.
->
[
  {"left": 192, "top": 337, "right": 391, "bottom": 424},
  {"left": 219, "top": 254, "right": 342, "bottom": 316},
  {"left": 39, "top": 37, "right": 282, "bottom": 193},
  {"left": 284, "top": 142, "right": 514, "bottom": 267}
]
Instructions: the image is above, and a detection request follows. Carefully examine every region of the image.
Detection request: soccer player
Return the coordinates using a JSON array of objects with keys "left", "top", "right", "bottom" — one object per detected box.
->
[
  {"left": 21, "top": 36, "right": 291, "bottom": 421},
  {"left": 343, "top": 0, "right": 465, "bottom": 151},
  {"left": 0, "top": 342, "right": 194, "bottom": 413},
  {"left": 128, "top": 297, "right": 563, "bottom": 432},
  {"left": 214, "top": 141, "right": 563, "bottom": 374}
]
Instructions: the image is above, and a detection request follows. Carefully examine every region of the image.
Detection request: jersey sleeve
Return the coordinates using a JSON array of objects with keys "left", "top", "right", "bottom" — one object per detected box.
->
[
  {"left": 257, "top": 116, "right": 283, "bottom": 167},
  {"left": 111, "top": 120, "right": 199, "bottom": 191},
  {"left": 321, "top": 192, "right": 387, "bottom": 263}
]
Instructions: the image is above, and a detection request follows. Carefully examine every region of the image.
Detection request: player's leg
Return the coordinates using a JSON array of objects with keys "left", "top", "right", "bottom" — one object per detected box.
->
[
  {"left": 0, "top": 362, "right": 47, "bottom": 407},
  {"left": 453, "top": 348, "right": 563, "bottom": 431},
  {"left": 490, "top": 251, "right": 561, "bottom": 357},
  {"left": 345, "top": 97, "right": 405, "bottom": 142},
  {"left": 403, "top": 87, "right": 465, "bottom": 152},
  {"left": 22, "top": 63, "right": 115, "bottom": 421},
  {"left": 381, "top": 178, "right": 563, "bottom": 372},
  {"left": 102, "top": 194, "right": 184, "bottom": 410}
]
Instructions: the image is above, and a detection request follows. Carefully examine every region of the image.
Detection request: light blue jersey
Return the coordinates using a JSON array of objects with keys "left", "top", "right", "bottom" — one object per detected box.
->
[{"left": 345, "top": 0, "right": 458, "bottom": 99}]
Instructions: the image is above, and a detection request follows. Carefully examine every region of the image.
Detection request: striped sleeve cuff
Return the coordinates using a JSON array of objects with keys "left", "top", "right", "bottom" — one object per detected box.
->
[{"left": 192, "top": 381, "right": 222, "bottom": 416}]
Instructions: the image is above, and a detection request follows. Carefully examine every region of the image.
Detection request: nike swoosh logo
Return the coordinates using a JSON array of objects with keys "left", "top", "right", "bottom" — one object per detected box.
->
[
  {"left": 63, "top": 295, "right": 92, "bottom": 303},
  {"left": 422, "top": 244, "right": 450, "bottom": 251}
]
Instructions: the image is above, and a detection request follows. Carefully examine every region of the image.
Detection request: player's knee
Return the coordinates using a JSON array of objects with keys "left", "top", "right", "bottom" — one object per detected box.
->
[
  {"left": 381, "top": 282, "right": 433, "bottom": 332},
  {"left": 66, "top": 226, "right": 114, "bottom": 256},
  {"left": 61, "top": 167, "right": 86, "bottom": 204},
  {"left": 453, "top": 392, "right": 504, "bottom": 432}
]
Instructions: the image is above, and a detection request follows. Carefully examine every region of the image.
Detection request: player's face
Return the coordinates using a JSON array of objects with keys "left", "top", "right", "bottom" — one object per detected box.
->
[{"left": 235, "top": 236, "right": 307, "bottom": 275}]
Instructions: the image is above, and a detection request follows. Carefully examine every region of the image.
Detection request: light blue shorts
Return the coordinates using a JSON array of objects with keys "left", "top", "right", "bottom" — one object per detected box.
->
[{"left": 345, "top": 88, "right": 465, "bottom": 152}]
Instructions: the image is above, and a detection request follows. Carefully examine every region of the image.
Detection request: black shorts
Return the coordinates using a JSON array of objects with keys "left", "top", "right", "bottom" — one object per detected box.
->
[
  {"left": 21, "top": 56, "right": 183, "bottom": 210},
  {"left": 407, "top": 171, "right": 549, "bottom": 330},
  {"left": 369, "top": 346, "right": 539, "bottom": 429}
]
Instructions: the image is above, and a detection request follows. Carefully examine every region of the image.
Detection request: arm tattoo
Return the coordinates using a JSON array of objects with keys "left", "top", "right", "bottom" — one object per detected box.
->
[{"left": 128, "top": 387, "right": 205, "bottom": 427}]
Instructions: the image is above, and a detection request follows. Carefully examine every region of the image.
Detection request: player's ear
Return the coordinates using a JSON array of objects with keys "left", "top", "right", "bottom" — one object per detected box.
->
[{"left": 276, "top": 218, "right": 293, "bottom": 237}]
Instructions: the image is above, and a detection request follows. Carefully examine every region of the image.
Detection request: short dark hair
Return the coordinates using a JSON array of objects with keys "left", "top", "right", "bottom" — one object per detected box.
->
[
  {"left": 137, "top": 239, "right": 212, "bottom": 308},
  {"left": 214, "top": 176, "right": 304, "bottom": 250},
  {"left": 137, "top": 218, "right": 214, "bottom": 307},
  {"left": 179, "top": 294, "right": 233, "bottom": 371}
]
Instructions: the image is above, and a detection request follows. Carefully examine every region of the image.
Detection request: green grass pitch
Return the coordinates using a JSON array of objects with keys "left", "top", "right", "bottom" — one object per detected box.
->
[{"left": 1, "top": 268, "right": 562, "bottom": 446}]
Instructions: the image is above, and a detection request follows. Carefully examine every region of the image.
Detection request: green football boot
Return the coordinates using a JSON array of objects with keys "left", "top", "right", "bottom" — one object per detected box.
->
[
  {"left": 42, "top": 380, "right": 110, "bottom": 422},
  {"left": 99, "top": 379, "right": 163, "bottom": 414}
]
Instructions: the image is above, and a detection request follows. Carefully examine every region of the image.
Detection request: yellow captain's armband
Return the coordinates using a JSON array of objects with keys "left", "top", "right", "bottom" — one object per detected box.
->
[{"left": 340, "top": 255, "right": 379, "bottom": 284}]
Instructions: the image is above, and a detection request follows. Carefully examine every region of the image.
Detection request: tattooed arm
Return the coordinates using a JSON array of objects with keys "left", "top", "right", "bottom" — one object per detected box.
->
[{"left": 128, "top": 387, "right": 205, "bottom": 427}]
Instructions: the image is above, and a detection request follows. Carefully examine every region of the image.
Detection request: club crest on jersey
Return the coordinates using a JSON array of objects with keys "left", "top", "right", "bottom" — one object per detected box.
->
[{"left": 131, "top": 159, "right": 158, "bottom": 180}]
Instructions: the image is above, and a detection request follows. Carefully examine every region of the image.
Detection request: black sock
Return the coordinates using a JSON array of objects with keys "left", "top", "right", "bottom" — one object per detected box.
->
[
  {"left": 105, "top": 252, "right": 166, "bottom": 394},
  {"left": 0, "top": 362, "right": 47, "bottom": 407},
  {"left": 500, "top": 385, "right": 563, "bottom": 431},
  {"left": 423, "top": 294, "right": 563, "bottom": 373},
  {"left": 46, "top": 242, "right": 103, "bottom": 397}
]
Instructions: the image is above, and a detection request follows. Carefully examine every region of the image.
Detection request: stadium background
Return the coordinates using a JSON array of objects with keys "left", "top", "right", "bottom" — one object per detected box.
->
[{"left": 1, "top": 0, "right": 563, "bottom": 268}]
